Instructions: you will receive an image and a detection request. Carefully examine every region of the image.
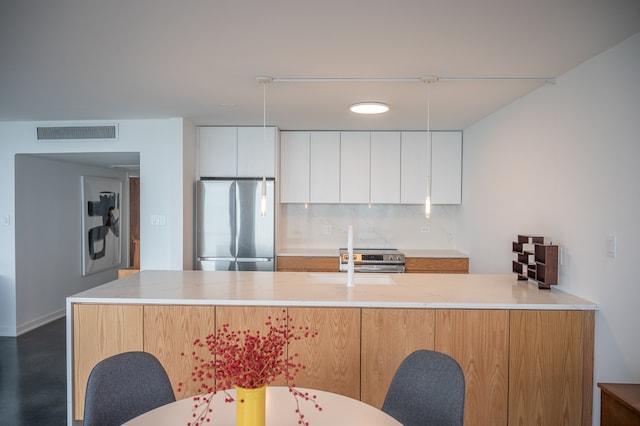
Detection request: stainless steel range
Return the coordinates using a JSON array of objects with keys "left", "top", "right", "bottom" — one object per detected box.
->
[{"left": 339, "top": 248, "right": 405, "bottom": 273}]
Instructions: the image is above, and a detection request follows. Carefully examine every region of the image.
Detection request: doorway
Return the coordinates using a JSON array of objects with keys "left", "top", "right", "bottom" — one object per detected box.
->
[{"left": 129, "top": 177, "right": 140, "bottom": 269}]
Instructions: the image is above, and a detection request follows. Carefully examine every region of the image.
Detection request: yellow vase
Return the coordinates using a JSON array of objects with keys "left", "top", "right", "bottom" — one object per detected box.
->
[{"left": 235, "top": 385, "right": 266, "bottom": 426}]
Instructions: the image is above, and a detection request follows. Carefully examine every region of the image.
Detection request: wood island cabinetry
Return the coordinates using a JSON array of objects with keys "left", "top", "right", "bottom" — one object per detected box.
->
[
  {"left": 69, "top": 272, "right": 596, "bottom": 425},
  {"left": 72, "top": 304, "right": 593, "bottom": 425},
  {"left": 361, "top": 308, "right": 435, "bottom": 408}
]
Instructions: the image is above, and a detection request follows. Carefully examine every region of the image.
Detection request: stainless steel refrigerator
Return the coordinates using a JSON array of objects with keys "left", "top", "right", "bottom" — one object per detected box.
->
[{"left": 196, "top": 178, "right": 275, "bottom": 271}]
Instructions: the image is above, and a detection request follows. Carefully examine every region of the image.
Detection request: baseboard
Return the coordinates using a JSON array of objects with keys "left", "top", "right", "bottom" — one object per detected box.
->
[
  {"left": 16, "top": 309, "right": 66, "bottom": 336},
  {"left": 0, "top": 325, "right": 18, "bottom": 337}
]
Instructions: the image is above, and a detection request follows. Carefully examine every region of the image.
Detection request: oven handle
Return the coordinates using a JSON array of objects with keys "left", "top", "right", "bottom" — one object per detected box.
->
[{"left": 341, "top": 264, "right": 405, "bottom": 273}]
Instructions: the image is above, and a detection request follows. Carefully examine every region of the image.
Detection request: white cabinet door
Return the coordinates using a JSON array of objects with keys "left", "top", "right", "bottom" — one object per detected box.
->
[
  {"left": 280, "top": 131, "right": 310, "bottom": 203},
  {"left": 340, "top": 132, "right": 370, "bottom": 204},
  {"left": 370, "top": 132, "right": 401, "bottom": 204},
  {"left": 431, "top": 131, "right": 462, "bottom": 204},
  {"left": 400, "top": 131, "right": 430, "bottom": 204},
  {"left": 310, "top": 131, "right": 341, "bottom": 203},
  {"left": 237, "top": 127, "right": 276, "bottom": 177},
  {"left": 199, "top": 127, "right": 238, "bottom": 177}
]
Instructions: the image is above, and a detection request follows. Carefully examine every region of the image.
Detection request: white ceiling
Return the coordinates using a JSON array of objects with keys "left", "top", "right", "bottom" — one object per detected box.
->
[{"left": 1, "top": 0, "right": 639, "bottom": 132}]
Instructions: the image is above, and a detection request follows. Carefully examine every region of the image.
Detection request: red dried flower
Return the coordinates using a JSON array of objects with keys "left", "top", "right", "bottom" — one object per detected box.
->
[{"left": 179, "top": 310, "right": 319, "bottom": 425}]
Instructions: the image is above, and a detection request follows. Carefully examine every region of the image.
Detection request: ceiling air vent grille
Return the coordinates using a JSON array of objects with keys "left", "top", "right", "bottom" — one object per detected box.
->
[{"left": 36, "top": 125, "right": 117, "bottom": 140}]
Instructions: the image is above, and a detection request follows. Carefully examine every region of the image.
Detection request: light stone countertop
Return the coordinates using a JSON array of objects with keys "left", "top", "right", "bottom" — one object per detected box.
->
[
  {"left": 67, "top": 270, "right": 596, "bottom": 310},
  {"left": 276, "top": 248, "right": 468, "bottom": 258}
]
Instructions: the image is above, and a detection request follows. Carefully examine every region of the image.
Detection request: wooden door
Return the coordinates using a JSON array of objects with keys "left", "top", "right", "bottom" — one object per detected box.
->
[{"left": 129, "top": 176, "right": 140, "bottom": 269}]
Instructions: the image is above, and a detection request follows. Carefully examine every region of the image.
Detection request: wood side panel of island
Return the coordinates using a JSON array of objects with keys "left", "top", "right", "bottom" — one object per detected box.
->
[
  {"left": 72, "top": 304, "right": 144, "bottom": 419},
  {"left": 435, "top": 309, "right": 510, "bottom": 426},
  {"left": 143, "top": 305, "right": 216, "bottom": 397},
  {"left": 361, "top": 308, "right": 436, "bottom": 408},
  {"left": 288, "top": 307, "right": 361, "bottom": 399},
  {"left": 509, "top": 310, "right": 593, "bottom": 426}
]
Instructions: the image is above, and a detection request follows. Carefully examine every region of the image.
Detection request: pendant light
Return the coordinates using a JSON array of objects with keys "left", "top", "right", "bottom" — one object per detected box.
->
[
  {"left": 257, "top": 76, "right": 272, "bottom": 217},
  {"left": 422, "top": 76, "right": 437, "bottom": 219}
]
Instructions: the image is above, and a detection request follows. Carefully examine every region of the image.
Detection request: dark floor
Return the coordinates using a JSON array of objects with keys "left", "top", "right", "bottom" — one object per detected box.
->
[{"left": 0, "top": 317, "right": 67, "bottom": 426}]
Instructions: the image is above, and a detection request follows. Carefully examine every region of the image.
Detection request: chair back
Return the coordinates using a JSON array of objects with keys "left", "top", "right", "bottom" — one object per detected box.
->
[
  {"left": 382, "top": 349, "right": 465, "bottom": 426},
  {"left": 83, "top": 351, "right": 176, "bottom": 426}
]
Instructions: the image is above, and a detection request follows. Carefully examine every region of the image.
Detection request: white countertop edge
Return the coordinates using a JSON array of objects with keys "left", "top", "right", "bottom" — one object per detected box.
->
[{"left": 66, "top": 297, "right": 597, "bottom": 310}]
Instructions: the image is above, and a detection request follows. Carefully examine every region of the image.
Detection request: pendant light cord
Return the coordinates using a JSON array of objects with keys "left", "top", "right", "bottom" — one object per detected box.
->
[{"left": 427, "top": 81, "right": 432, "bottom": 197}]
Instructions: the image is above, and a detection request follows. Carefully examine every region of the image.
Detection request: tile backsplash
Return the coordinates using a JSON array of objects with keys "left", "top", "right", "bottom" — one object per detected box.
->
[{"left": 278, "top": 203, "right": 458, "bottom": 250}]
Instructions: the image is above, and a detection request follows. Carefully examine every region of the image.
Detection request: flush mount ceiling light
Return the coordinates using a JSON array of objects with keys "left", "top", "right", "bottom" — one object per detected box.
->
[{"left": 349, "top": 102, "right": 390, "bottom": 114}]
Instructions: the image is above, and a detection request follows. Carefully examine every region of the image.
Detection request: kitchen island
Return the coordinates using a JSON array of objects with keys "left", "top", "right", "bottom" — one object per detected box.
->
[{"left": 67, "top": 271, "right": 597, "bottom": 426}]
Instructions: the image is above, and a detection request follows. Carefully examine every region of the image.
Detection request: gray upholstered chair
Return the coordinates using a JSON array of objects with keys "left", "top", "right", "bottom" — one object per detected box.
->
[
  {"left": 83, "top": 351, "right": 176, "bottom": 426},
  {"left": 381, "top": 349, "right": 465, "bottom": 426}
]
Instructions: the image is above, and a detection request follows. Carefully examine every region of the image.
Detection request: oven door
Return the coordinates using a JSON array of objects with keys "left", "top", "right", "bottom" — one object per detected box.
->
[{"left": 353, "top": 264, "right": 405, "bottom": 273}]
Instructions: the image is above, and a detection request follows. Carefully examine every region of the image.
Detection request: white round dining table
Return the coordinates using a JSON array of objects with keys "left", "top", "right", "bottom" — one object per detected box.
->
[{"left": 122, "top": 386, "right": 401, "bottom": 425}]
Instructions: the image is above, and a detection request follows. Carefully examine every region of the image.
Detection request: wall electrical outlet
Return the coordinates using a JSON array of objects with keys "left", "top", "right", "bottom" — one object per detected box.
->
[
  {"left": 321, "top": 225, "right": 332, "bottom": 235},
  {"left": 421, "top": 225, "right": 431, "bottom": 233},
  {"left": 2, "top": 214, "right": 10, "bottom": 226}
]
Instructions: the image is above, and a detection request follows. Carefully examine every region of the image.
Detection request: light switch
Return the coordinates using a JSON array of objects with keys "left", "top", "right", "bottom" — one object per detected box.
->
[
  {"left": 2, "top": 214, "right": 9, "bottom": 226},
  {"left": 151, "top": 214, "right": 167, "bottom": 226},
  {"left": 607, "top": 235, "right": 617, "bottom": 258}
]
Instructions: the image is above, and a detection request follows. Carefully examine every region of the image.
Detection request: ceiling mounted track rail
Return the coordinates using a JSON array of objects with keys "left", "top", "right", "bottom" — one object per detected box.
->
[{"left": 265, "top": 76, "right": 556, "bottom": 84}]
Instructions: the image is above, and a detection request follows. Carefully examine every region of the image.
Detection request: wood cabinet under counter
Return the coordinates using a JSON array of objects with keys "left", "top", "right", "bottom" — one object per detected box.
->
[
  {"left": 67, "top": 271, "right": 596, "bottom": 425},
  {"left": 277, "top": 250, "right": 469, "bottom": 273},
  {"left": 276, "top": 255, "right": 339, "bottom": 272},
  {"left": 405, "top": 257, "right": 469, "bottom": 273}
]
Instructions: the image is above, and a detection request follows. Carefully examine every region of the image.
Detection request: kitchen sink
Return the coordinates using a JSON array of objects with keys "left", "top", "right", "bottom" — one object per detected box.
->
[{"left": 307, "top": 273, "right": 394, "bottom": 285}]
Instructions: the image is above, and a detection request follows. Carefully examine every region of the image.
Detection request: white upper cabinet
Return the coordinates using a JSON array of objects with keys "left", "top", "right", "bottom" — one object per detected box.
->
[
  {"left": 278, "top": 130, "right": 462, "bottom": 205},
  {"left": 199, "top": 127, "right": 238, "bottom": 177},
  {"left": 370, "top": 132, "right": 401, "bottom": 204},
  {"left": 237, "top": 127, "right": 276, "bottom": 178},
  {"left": 310, "top": 131, "right": 340, "bottom": 203},
  {"left": 431, "top": 131, "right": 462, "bottom": 204},
  {"left": 400, "top": 131, "right": 430, "bottom": 204},
  {"left": 280, "top": 131, "right": 310, "bottom": 203},
  {"left": 198, "top": 126, "right": 276, "bottom": 178},
  {"left": 340, "top": 132, "right": 370, "bottom": 204}
]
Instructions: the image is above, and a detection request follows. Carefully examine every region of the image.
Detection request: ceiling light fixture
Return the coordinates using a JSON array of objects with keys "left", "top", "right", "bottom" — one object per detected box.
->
[
  {"left": 350, "top": 102, "right": 390, "bottom": 114},
  {"left": 257, "top": 76, "right": 272, "bottom": 217}
]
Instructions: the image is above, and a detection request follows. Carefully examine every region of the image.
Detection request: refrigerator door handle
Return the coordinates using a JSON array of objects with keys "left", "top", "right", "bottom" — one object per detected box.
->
[
  {"left": 236, "top": 257, "right": 273, "bottom": 262},
  {"left": 198, "top": 257, "right": 235, "bottom": 260}
]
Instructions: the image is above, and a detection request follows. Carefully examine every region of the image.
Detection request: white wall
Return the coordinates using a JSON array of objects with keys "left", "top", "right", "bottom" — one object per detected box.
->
[
  {"left": 182, "top": 121, "right": 197, "bottom": 269},
  {"left": 0, "top": 118, "right": 194, "bottom": 336},
  {"left": 14, "top": 155, "right": 129, "bottom": 333},
  {"left": 457, "top": 33, "right": 640, "bottom": 424}
]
